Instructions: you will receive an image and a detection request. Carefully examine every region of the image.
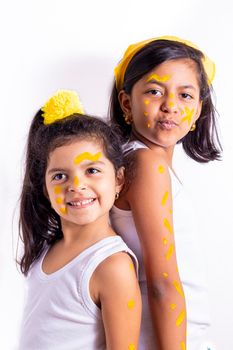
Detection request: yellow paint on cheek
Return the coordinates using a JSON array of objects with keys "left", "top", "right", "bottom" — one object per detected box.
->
[
  {"left": 147, "top": 122, "right": 151, "bottom": 128},
  {"left": 73, "top": 175, "right": 79, "bottom": 187},
  {"left": 144, "top": 111, "right": 148, "bottom": 116},
  {"left": 144, "top": 99, "right": 149, "bottom": 105},
  {"left": 173, "top": 281, "right": 185, "bottom": 298},
  {"left": 161, "top": 191, "right": 169, "bottom": 206},
  {"left": 55, "top": 197, "right": 63, "bottom": 204},
  {"left": 146, "top": 73, "right": 171, "bottom": 83},
  {"left": 163, "top": 237, "right": 168, "bottom": 245},
  {"left": 176, "top": 309, "right": 186, "bottom": 327},
  {"left": 181, "top": 341, "right": 186, "bottom": 350},
  {"left": 181, "top": 107, "right": 194, "bottom": 126},
  {"left": 163, "top": 218, "right": 173, "bottom": 234},
  {"left": 74, "top": 152, "right": 101, "bottom": 165},
  {"left": 158, "top": 165, "right": 165, "bottom": 173},
  {"left": 170, "top": 303, "right": 176, "bottom": 310},
  {"left": 54, "top": 186, "right": 62, "bottom": 194},
  {"left": 163, "top": 272, "right": 168, "bottom": 278},
  {"left": 128, "top": 344, "right": 135, "bottom": 350},
  {"left": 165, "top": 243, "right": 174, "bottom": 261},
  {"left": 60, "top": 207, "right": 67, "bottom": 214},
  {"left": 127, "top": 299, "right": 135, "bottom": 309}
]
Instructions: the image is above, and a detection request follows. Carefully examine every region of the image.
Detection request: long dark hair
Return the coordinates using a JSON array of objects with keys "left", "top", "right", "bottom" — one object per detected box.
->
[
  {"left": 109, "top": 39, "right": 222, "bottom": 162},
  {"left": 19, "top": 111, "right": 124, "bottom": 275}
]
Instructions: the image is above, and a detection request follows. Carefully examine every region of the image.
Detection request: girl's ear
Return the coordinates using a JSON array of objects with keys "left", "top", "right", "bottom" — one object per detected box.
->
[
  {"left": 115, "top": 166, "right": 125, "bottom": 193},
  {"left": 195, "top": 100, "right": 203, "bottom": 122},
  {"left": 43, "top": 185, "right": 50, "bottom": 201},
  {"left": 118, "top": 90, "right": 132, "bottom": 116}
]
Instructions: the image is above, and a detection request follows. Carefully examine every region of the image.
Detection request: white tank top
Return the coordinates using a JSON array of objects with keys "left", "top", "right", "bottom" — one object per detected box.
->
[{"left": 110, "top": 140, "right": 212, "bottom": 350}]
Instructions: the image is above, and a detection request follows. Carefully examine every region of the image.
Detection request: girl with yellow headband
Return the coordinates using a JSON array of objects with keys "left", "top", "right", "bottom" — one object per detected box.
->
[{"left": 109, "top": 37, "right": 221, "bottom": 350}]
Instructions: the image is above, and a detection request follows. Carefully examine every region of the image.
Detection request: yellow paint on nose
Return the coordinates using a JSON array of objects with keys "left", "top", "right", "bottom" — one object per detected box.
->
[
  {"left": 74, "top": 152, "right": 101, "bottom": 165},
  {"left": 144, "top": 99, "right": 149, "bottom": 105},
  {"left": 146, "top": 73, "right": 171, "bottom": 83},
  {"left": 168, "top": 102, "right": 174, "bottom": 108},
  {"left": 169, "top": 93, "right": 175, "bottom": 99},
  {"left": 165, "top": 243, "right": 174, "bottom": 261},
  {"left": 54, "top": 186, "right": 62, "bottom": 194},
  {"left": 164, "top": 218, "right": 173, "bottom": 234},
  {"left": 173, "top": 281, "right": 184, "bottom": 298},
  {"left": 73, "top": 175, "right": 79, "bottom": 187},
  {"left": 176, "top": 309, "right": 186, "bottom": 327},
  {"left": 127, "top": 299, "right": 135, "bottom": 309},
  {"left": 161, "top": 191, "right": 169, "bottom": 206},
  {"left": 55, "top": 197, "right": 63, "bottom": 204},
  {"left": 158, "top": 165, "right": 165, "bottom": 173}
]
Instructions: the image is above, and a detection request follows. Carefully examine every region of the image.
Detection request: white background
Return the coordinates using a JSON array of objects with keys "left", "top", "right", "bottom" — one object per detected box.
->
[{"left": 0, "top": 0, "right": 232, "bottom": 348}]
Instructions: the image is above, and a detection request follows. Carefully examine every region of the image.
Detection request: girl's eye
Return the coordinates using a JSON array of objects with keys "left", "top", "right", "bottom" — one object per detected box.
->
[
  {"left": 148, "top": 89, "right": 163, "bottom": 97},
  {"left": 87, "top": 168, "right": 100, "bottom": 175},
  {"left": 181, "top": 93, "right": 193, "bottom": 100},
  {"left": 53, "top": 173, "right": 66, "bottom": 181}
]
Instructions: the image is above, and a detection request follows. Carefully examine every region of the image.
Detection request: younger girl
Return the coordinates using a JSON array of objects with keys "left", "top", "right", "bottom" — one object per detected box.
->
[
  {"left": 18, "top": 90, "right": 141, "bottom": 350},
  {"left": 109, "top": 36, "right": 221, "bottom": 350}
]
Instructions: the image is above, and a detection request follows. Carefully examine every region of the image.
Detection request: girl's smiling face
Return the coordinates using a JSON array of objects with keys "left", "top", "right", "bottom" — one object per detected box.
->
[
  {"left": 119, "top": 58, "right": 202, "bottom": 150},
  {"left": 45, "top": 139, "right": 124, "bottom": 228}
]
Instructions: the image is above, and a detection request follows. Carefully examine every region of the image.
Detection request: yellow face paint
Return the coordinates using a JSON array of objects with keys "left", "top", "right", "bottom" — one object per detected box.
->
[
  {"left": 147, "top": 122, "right": 151, "bottom": 128},
  {"left": 54, "top": 186, "right": 62, "bottom": 194},
  {"left": 165, "top": 243, "right": 174, "bottom": 261},
  {"left": 158, "top": 165, "right": 165, "bottom": 173},
  {"left": 168, "top": 101, "right": 175, "bottom": 108},
  {"left": 170, "top": 303, "right": 176, "bottom": 310},
  {"left": 176, "top": 309, "right": 186, "bottom": 327},
  {"left": 181, "top": 341, "right": 186, "bottom": 350},
  {"left": 128, "top": 345, "right": 135, "bottom": 350},
  {"left": 161, "top": 191, "right": 169, "bottom": 206},
  {"left": 60, "top": 207, "right": 67, "bottom": 214},
  {"left": 74, "top": 152, "right": 101, "bottom": 165},
  {"left": 73, "top": 175, "right": 79, "bottom": 187},
  {"left": 173, "top": 281, "right": 184, "bottom": 298},
  {"left": 163, "top": 272, "right": 168, "bottom": 278},
  {"left": 181, "top": 107, "right": 194, "bottom": 126},
  {"left": 163, "top": 218, "right": 173, "bottom": 234},
  {"left": 55, "top": 197, "right": 63, "bottom": 204},
  {"left": 144, "top": 111, "right": 148, "bottom": 116},
  {"left": 127, "top": 300, "right": 135, "bottom": 309},
  {"left": 169, "top": 93, "right": 174, "bottom": 99},
  {"left": 163, "top": 238, "right": 168, "bottom": 245},
  {"left": 146, "top": 73, "right": 171, "bottom": 83},
  {"left": 169, "top": 209, "right": 173, "bottom": 214}
]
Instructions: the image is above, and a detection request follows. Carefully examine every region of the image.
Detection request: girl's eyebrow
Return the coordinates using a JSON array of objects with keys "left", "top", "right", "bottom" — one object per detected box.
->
[
  {"left": 47, "top": 161, "right": 106, "bottom": 174},
  {"left": 47, "top": 168, "right": 68, "bottom": 174}
]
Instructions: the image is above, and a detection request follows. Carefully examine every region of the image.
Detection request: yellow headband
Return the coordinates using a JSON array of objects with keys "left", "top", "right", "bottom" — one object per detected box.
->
[
  {"left": 114, "top": 35, "right": 215, "bottom": 91},
  {"left": 41, "top": 90, "right": 84, "bottom": 125}
]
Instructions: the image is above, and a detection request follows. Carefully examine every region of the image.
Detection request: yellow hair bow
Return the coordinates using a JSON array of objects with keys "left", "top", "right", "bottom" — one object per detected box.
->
[{"left": 114, "top": 35, "right": 215, "bottom": 91}]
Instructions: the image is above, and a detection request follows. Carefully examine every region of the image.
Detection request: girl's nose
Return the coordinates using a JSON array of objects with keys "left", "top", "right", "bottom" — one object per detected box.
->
[
  {"left": 161, "top": 95, "right": 178, "bottom": 113},
  {"left": 68, "top": 176, "right": 87, "bottom": 192}
]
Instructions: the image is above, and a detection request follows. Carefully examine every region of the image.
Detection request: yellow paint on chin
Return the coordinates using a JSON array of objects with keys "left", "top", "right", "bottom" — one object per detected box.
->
[
  {"left": 158, "top": 165, "right": 165, "bottom": 173},
  {"left": 144, "top": 99, "right": 149, "bottom": 105},
  {"left": 55, "top": 197, "right": 63, "bottom": 204},
  {"left": 60, "top": 207, "right": 67, "bottom": 214},
  {"left": 163, "top": 218, "right": 173, "bottom": 234},
  {"left": 163, "top": 272, "right": 168, "bottom": 278},
  {"left": 146, "top": 73, "right": 171, "bottom": 83},
  {"left": 173, "top": 281, "right": 185, "bottom": 298},
  {"left": 73, "top": 175, "right": 79, "bottom": 187},
  {"left": 165, "top": 243, "right": 174, "bottom": 261},
  {"left": 181, "top": 107, "right": 194, "bottom": 126},
  {"left": 127, "top": 299, "right": 135, "bottom": 309},
  {"left": 54, "top": 186, "right": 62, "bottom": 194},
  {"left": 74, "top": 152, "right": 101, "bottom": 165},
  {"left": 161, "top": 191, "right": 169, "bottom": 206},
  {"left": 128, "top": 344, "right": 135, "bottom": 350},
  {"left": 170, "top": 303, "right": 176, "bottom": 310},
  {"left": 176, "top": 309, "right": 186, "bottom": 327},
  {"left": 181, "top": 341, "right": 186, "bottom": 350}
]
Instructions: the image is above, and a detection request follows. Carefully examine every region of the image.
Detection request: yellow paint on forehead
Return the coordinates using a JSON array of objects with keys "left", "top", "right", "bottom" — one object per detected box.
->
[
  {"left": 158, "top": 165, "right": 165, "bottom": 173},
  {"left": 128, "top": 344, "right": 135, "bottom": 350},
  {"left": 165, "top": 243, "right": 174, "bottom": 261},
  {"left": 55, "top": 197, "right": 63, "bottom": 204},
  {"left": 173, "top": 281, "right": 184, "bottom": 298},
  {"left": 127, "top": 299, "right": 135, "bottom": 309},
  {"left": 74, "top": 152, "right": 101, "bottom": 165},
  {"left": 144, "top": 111, "right": 148, "bottom": 116},
  {"left": 73, "top": 175, "right": 79, "bottom": 187},
  {"left": 176, "top": 309, "right": 186, "bottom": 327},
  {"left": 181, "top": 107, "right": 194, "bottom": 126},
  {"left": 60, "top": 207, "right": 67, "bottom": 214},
  {"left": 181, "top": 341, "right": 186, "bottom": 350},
  {"left": 161, "top": 191, "right": 169, "bottom": 206},
  {"left": 170, "top": 303, "right": 176, "bottom": 310},
  {"left": 164, "top": 218, "right": 173, "bottom": 234},
  {"left": 54, "top": 186, "right": 62, "bottom": 194},
  {"left": 146, "top": 73, "right": 171, "bottom": 83},
  {"left": 163, "top": 272, "right": 168, "bottom": 278}
]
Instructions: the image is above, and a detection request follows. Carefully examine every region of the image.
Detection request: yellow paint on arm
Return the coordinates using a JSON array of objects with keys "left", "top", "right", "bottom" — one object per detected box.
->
[
  {"left": 54, "top": 186, "right": 62, "bottom": 194},
  {"left": 176, "top": 309, "right": 186, "bottom": 327},
  {"left": 146, "top": 73, "right": 171, "bottom": 83},
  {"left": 165, "top": 243, "right": 174, "bottom": 261},
  {"left": 157, "top": 165, "right": 165, "bottom": 173},
  {"left": 161, "top": 191, "right": 169, "bottom": 206},
  {"left": 128, "top": 344, "right": 135, "bottom": 350},
  {"left": 181, "top": 341, "right": 186, "bottom": 350},
  {"left": 127, "top": 299, "right": 135, "bottom": 309},
  {"left": 173, "top": 281, "right": 185, "bottom": 298},
  {"left": 129, "top": 262, "right": 134, "bottom": 271},
  {"left": 74, "top": 152, "right": 101, "bottom": 165},
  {"left": 163, "top": 218, "right": 173, "bottom": 234}
]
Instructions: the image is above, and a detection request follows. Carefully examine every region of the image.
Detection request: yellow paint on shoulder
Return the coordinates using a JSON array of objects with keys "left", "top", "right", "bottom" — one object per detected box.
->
[
  {"left": 144, "top": 99, "right": 149, "bottom": 105},
  {"left": 181, "top": 107, "right": 194, "bottom": 126},
  {"left": 146, "top": 73, "right": 171, "bottom": 83},
  {"left": 170, "top": 303, "right": 176, "bottom": 310},
  {"left": 55, "top": 197, "right": 63, "bottom": 204},
  {"left": 128, "top": 344, "right": 135, "bottom": 350},
  {"left": 60, "top": 207, "right": 67, "bottom": 214},
  {"left": 163, "top": 218, "right": 173, "bottom": 234},
  {"left": 165, "top": 243, "right": 174, "bottom": 261},
  {"left": 129, "top": 262, "right": 134, "bottom": 271},
  {"left": 163, "top": 237, "right": 168, "bottom": 245},
  {"left": 161, "top": 191, "right": 169, "bottom": 206},
  {"left": 181, "top": 341, "right": 186, "bottom": 350},
  {"left": 73, "top": 175, "right": 79, "bottom": 187},
  {"left": 176, "top": 309, "right": 186, "bottom": 327},
  {"left": 144, "top": 111, "right": 148, "bottom": 116},
  {"left": 54, "top": 186, "right": 62, "bottom": 194},
  {"left": 163, "top": 272, "right": 168, "bottom": 278},
  {"left": 127, "top": 299, "right": 135, "bottom": 309},
  {"left": 158, "top": 165, "right": 165, "bottom": 173},
  {"left": 173, "top": 281, "right": 184, "bottom": 298},
  {"left": 74, "top": 152, "right": 101, "bottom": 165}
]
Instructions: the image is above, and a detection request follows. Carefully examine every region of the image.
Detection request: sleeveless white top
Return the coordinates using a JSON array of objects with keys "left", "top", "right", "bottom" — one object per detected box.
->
[
  {"left": 18, "top": 236, "right": 138, "bottom": 350},
  {"left": 110, "top": 141, "right": 213, "bottom": 350}
]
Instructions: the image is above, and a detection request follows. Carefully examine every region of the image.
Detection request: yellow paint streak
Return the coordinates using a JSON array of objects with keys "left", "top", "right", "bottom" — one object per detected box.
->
[
  {"left": 158, "top": 165, "right": 165, "bottom": 173},
  {"left": 169, "top": 208, "right": 173, "bottom": 214},
  {"left": 144, "top": 111, "right": 148, "bottom": 116},
  {"left": 168, "top": 102, "right": 174, "bottom": 108},
  {"left": 169, "top": 93, "right": 175, "bottom": 98},
  {"left": 181, "top": 341, "right": 186, "bottom": 350},
  {"left": 164, "top": 218, "right": 173, "bottom": 234},
  {"left": 173, "top": 281, "right": 184, "bottom": 298},
  {"left": 163, "top": 238, "right": 168, "bottom": 245},
  {"left": 74, "top": 152, "right": 101, "bottom": 165},
  {"left": 170, "top": 303, "right": 176, "bottom": 310},
  {"left": 129, "top": 262, "right": 134, "bottom": 271},
  {"left": 55, "top": 197, "right": 63, "bottom": 204},
  {"left": 127, "top": 299, "right": 135, "bottom": 309},
  {"left": 146, "top": 73, "right": 171, "bottom": 83},
  {"left": 73, "top": 175, "right": 79, "bottom": 187},
  {"left": 54, "top": 186, "right": 62, "bottom": 194},
  {"left": 161, "top": 191, "right": 169, "bottom": 206},
  {"left": 176, "top": 309, "right": 186, "bottom": 327},
  {"left": 165, "top": 243, "right": 174, "bottom": 261},
  {"left": 144, "top": 99, "right": 149, "bottom": 105},
  {"left": 60, "top": 207, "right": 67, "bottom": 214},
  {"left": 147, "top": 122, "right": 151, "bottom": 128},
  {"left": 181, "top": 107, "right": 194, "bottom": 126},
  {"left": 128, "top": 345, "right": 135, "bottom": 350},
  {"left": 163, "top": 272, "right": 168, "bottom": 278}
]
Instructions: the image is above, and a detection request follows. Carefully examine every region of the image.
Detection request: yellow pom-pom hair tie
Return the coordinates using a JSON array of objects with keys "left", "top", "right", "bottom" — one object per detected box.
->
[
  {"left": 114, "top": 35, "right": 215, "bottom": 92},
  {"left": 41, "top": 90, "right": 84, "bottom": 125}
]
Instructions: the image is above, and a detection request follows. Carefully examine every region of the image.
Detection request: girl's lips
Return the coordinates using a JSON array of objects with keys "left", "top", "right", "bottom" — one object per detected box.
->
[
  {"left": 158, "top": 120, "right": 178, "bottom": 130},
  {"left": 67, "top": 198, "right": 96, "bottom": 209}
]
